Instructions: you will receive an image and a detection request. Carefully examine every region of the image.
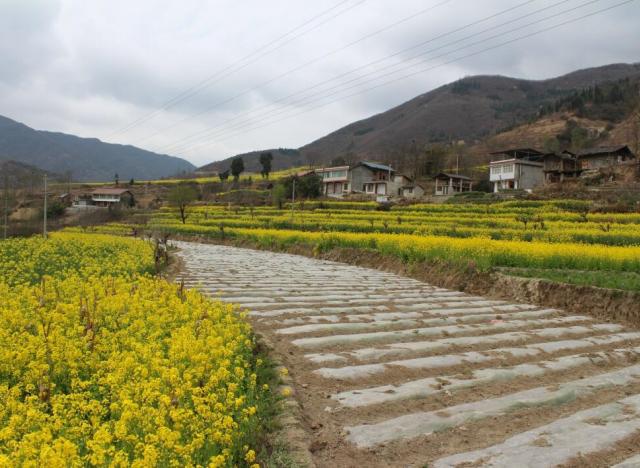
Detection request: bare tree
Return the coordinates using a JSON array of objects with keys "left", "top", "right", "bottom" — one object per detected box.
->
[{"left": 168, "top": 184, "right": 198, "bottom": 224}]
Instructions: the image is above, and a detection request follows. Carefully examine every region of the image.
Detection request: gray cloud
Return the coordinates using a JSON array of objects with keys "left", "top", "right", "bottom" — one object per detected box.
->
[{"left": 0, "top": 0, "right": 638, "bottom": 166}]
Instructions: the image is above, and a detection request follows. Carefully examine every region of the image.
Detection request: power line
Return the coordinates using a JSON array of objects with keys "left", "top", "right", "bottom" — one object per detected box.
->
[
  {"left": 179, "top": 0, "right": 622, "bottom": 150},
  {"left": 185, "top": 0, "right": 586, "bottom": 146},
  {"left": 180, "top": 0, "right": 635, "bottom": 154},
  {"left": 162, "top": 0, "right": 592, "bottom": 153},
  {"left": 157, "top": 0, "right": 548, "bottom": 153},
  {"left": 107, "top": 0, "right": 366, "bottom": 139},
  {"left": 135, "top": 0, "right": 457, "bottom": 146}
]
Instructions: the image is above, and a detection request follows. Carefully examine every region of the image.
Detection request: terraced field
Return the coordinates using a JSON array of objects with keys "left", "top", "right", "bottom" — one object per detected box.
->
[{"left": 176, "top": 241, "right": 640, "bottom": 467}]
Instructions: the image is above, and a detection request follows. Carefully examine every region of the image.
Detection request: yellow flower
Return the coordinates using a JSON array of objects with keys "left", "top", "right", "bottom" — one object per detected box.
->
[
  {"left": 245, "top": 449, "right": 256, "bottom": 463},
  {"left": 0, "top": 233, "right": 267, "bottom": 466}
]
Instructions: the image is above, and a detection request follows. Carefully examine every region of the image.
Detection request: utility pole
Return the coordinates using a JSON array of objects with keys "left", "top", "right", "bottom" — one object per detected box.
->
[
  {"left": 291, "top": 178, "right": 296, "bottom": 219},
  {"left": 43, "top": 174, "right": 48, "bottom": 239}
]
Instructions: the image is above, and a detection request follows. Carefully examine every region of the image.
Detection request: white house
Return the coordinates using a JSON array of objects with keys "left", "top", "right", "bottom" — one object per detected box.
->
[
  {"left": 90, "top": 188, "right": 135, "bottom": 207},
  {"left": 315, "top": 165, "right": 351, "bottom": 197},
  {"left": 489, "top": 148, "right": 544, "bottom": 193},
  {"left": 315, "top": 162, "right": 421, "bottom": 199}
]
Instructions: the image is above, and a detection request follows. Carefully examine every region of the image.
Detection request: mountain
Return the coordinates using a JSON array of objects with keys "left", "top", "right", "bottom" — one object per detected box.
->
[
  {"left": 198, "top": 148, "right": 304, "bottom": 173},
  {"left": 298, "top": 63, "right": 640, "bottom": 165},
  {"left": 0, "top": 115, "right": 195, "bottom": 182},
  {"left": 0, "top": 160, "right": 60, "bottom": 188}
]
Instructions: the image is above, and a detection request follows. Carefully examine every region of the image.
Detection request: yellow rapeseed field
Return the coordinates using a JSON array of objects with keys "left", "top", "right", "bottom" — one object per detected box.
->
[{"left": 0, "top": 234, "right": 266, "bottom": 467}]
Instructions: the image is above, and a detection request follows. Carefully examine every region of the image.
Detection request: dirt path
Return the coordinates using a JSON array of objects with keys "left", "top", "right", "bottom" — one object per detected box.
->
[{"left": 175, "top": 241, "right": 640, "bottom": 468}]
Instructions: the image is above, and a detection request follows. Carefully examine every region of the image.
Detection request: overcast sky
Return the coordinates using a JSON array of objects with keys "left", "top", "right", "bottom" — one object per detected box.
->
[{"left": 1, "top": 0, "right": 638, "bottom": 166}]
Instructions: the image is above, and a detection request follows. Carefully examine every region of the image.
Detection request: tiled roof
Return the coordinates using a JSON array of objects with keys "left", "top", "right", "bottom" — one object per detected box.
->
[
  {"left": 435, "top": 172, "right": 472, "bottom": 180},
  {"left": 91, "top": 188, "right": 131, "bottom": 195},
  {"left": 358, "top": 161, "right": 394, "bottom": 172},
  {"left": 576, "top": 145, "right": 632, "bottom": 157}
]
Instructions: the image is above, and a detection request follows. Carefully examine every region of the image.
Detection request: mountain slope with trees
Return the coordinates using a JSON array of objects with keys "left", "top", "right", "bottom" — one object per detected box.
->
[{"left": 299, "top": 63, "right": 640, "bottom": 167}]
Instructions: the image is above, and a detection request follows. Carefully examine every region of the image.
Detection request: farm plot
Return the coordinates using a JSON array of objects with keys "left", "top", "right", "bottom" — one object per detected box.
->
[
  {"left": 175, "top": 240, "right": 640, "bottom": 467},
  {"left": 134, "top": 199, "right": 640, "bottom": 291},
  {"left": 0, "top": 234, "right": 269, "bottom": 467}
]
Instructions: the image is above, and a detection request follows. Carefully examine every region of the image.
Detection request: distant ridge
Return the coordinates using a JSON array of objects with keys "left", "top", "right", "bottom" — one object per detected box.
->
[
  {"left": 0, "top": 115, "right": 195, "bottom": 182},
  {"left": 198, "top": 62, "right": 640, "bottom": 173}
]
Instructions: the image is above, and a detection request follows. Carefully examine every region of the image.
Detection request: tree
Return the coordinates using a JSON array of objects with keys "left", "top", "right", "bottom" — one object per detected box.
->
[
  {"left": 168, "top": 184, "right": 198, "bottom": 224},
  {"left": 45, "top": 201, "right": 66, "bottom": 219},
  {"left": 259, "top": 152, "right": 273, "bottom": 179},
  {"left": 230, "top": 157, "right": 244, "bottom": 182},
  {"left": 330, "top": 156, "right": 347, "bottom": 167},
  {"left": 129, "top": 178, "right": 135, "bottom": 186},
  {"left": 272, "top": 183, "right": 286, "bottom": 209},
  {"left": 218, "top": 170, "right": 230, "bottom": 190},
  {"left": 280, "top": 173, "right": 322, "bottom": 199},
  {"left": 543, "top": 137, "right": 560, "bottom": 154},
  {"left": 114, "top": 173, "right": 119, "bottom": 186}
]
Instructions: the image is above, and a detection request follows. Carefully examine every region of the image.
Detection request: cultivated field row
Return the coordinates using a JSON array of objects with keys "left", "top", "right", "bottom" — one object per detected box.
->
[{"left": 176, "top": 241, "right": 640, "bottom": 467}]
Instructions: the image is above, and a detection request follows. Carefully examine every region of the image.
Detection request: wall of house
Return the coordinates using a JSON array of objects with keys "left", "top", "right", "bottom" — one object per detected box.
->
[
  {"left": 517, "top": 164, "right": 544, "bottom": 190},
  {"left": 543, "top": 157, "right": 563, "bottom": 172},
  {"left": 350, "top": 166, "right": 374, "bottom": 193},
  {"left": 403, "top": 186, "right": 424, "bottom": 198},
  {"left": 581, "top": 155, "right": 616, "bottom": 170},
  {"left": 324, "top": 181, "right": 346, "bottom": 197}
]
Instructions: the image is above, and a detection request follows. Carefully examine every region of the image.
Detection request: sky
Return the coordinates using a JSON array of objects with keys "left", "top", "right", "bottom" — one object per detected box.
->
[{"left": 0, "top": 0, "right": 638, "bottom": 167}]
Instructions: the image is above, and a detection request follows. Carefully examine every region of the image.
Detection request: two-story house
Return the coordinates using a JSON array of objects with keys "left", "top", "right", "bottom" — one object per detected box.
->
[
  {"left": 489, "top": 148, "right": 544, "bottom": 193},
  {"left": 315, "top": 161, "right": 419, "bottom": 198},
  {"left": 315, "top": 165, "right": 350, "bottom": 197},
  {"left": 543, "top": 152, "right": 580, "bottom": 184}
]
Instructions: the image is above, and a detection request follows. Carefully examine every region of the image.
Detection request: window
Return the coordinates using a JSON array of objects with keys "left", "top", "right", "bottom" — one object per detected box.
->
[
  {"left": 323, "top": 170, "right": 347, "bottom": 179},
  {"left": 503, "top": 164, "right": 514, "bottom": 173},
  {"left": 342, "top": 183, "right": 349, "bottom": 192},
  {"left": 491, "top": 165, "right": 502, "bottom": 175},
  {"left": 364, "top": 183, "right": 374, "bottom": 193}
]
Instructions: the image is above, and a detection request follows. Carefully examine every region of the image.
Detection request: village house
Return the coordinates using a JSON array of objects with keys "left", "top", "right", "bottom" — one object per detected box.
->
[
  {"left": 90, "top": 188, "right": 135, "bottom": 207},
  {"left": 564, "top": 145, "right": 636, "bottom": 170},
  {"left": 315, "top": 161, "right": 421, "bottom": 199},
  {"left": 433, "top": 173, "right": 473, "bottom": 196},
  {"left": 393, "top": 174, "right": 425, "bottom": 198},
  {"left": 58, "top": 193, "right": 73, "bottom": 207},
  {"left": 315, "top": 165, "right": 351, "bottom": 197},
  {"left": 489, "top": 148, "right": 544, "bottom": 193},
  {"left": 542, "top": 152, "right": 580, "bottom": 184}
]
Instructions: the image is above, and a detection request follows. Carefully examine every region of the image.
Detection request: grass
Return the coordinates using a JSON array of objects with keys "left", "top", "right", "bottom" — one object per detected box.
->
[
  {"left": 501, "top": 267, "right": 640, "bottom": 292},
  {"left": 261, "top": 440, "right": 306, "bottom": 468}
]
